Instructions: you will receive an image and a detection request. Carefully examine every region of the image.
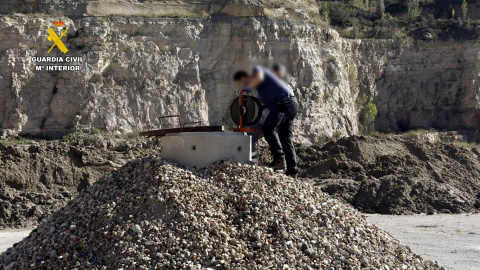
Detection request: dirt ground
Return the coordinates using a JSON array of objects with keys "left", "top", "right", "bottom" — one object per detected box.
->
[
  {"left": 0, "top": 138, "right": 160, "bottom": 229},
  {"left": 0, "top": 228, "right": 33, "bottom": 254},
  {"left": 2, "top": 134, "right": 480, "bottom": 229},
  {"left": 366, "top": 214, "right": 480, "bottom": 270},
  {"left": 1, "top": 134, "right": 479, "bottom": 268},
  {"left": 294, "top": 136, "right": 480, "bottom": 214}
]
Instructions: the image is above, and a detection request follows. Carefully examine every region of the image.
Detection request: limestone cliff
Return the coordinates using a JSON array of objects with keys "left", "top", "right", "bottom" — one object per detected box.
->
[
  {"left": 375, "top": 41, "right": 480, "bottom": 133},
  {"left": 0, "top": 1, "right": 479, "bottom": 142},
  {"left": 347, "top": 38, "right": 480, "bottom": 134},
  {"left": 0, "top": 15, "right": 360, "bottom": 143}
]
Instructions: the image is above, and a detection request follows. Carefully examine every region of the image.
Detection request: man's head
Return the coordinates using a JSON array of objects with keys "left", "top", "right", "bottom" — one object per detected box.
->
[
  {"left": 233, "top": 71, "right": 250, "bottom": 88},
  {"left": 272, "top": 64, "right": 286, "bottom": 79}
]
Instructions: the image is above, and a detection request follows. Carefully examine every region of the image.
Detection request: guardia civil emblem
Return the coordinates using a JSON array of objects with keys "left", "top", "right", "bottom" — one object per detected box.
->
[{"left": 47, "top": 19, "right": 69, "bottom": 54}]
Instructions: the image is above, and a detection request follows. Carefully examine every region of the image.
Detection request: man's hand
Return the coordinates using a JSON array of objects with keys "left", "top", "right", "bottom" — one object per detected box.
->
[{"left": 247, "top": 68, "right": 264, "bottom": 89}]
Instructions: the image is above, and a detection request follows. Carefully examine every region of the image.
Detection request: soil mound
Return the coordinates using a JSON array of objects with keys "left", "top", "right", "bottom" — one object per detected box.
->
[
  {"left": 0, "top": 158, "right": 442, "bottom": 269},
  {"left": 0, "top": 140, "right": 158, "bottom": 228},
  {"left": 297, "top": 136, "right": 480, "bottom": 214}
]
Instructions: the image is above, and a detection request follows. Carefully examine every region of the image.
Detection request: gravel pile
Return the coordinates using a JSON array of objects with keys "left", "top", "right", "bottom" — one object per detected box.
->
[{"left": 0, "top": 157, "right": 443, "bottom": 269}]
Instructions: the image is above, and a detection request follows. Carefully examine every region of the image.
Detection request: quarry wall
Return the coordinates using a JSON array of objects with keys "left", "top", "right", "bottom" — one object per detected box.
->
[{"left": 0, "top": 0, "right": 479, "bottom": 142}]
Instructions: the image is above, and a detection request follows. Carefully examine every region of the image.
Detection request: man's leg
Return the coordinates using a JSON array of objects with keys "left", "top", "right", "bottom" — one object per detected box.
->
[
  {"left": 278, "top": 99, "right": 299, "bottom": 173},
  {"left": 262, "top": 110, "right": 285, "bottom": 161}
]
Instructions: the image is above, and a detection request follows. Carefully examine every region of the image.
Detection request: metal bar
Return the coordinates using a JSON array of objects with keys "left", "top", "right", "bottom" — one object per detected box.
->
[
  {"left": 158, "top": 115, "right": 181, "bottom": 129},
  {"left": 158, "top": 115, "right": 180, "bottom": 119},
  {"left": 182, "top": 121, "right": 202, "bottom": 127},
  {"left": 239, "top": 89, "right": 249, "bottom": 129},
  {"left": 139, "top": 126, "right": 225, "bottom": 138}
]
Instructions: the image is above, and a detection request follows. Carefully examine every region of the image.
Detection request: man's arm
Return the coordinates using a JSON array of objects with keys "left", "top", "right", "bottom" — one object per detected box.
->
[
  {"left": 254, "top": 92, "right": 265, "bottom": 107},
  {"left": 247, "top": 68, "right": 264, "bottom": 89}
]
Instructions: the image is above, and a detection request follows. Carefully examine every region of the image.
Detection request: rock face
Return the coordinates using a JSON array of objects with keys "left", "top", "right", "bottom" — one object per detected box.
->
[
  {"left": 347, "top": 38, "right": 480, "bottom": 134},
  {"left": 0, "top": 15, "right": 360, "bottom": 143},
  {"left": 0, "top": 0, "right": 265, "bottom": 17},
  {"left": 0, "top": 1, "right": 480, "bottom": 142},
  {"left": 372, "top": 41, "right": 480, "bottom": 133}
]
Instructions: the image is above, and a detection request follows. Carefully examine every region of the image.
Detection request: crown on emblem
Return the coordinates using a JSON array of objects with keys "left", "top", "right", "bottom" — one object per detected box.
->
[{"left": 53, "top": 19, "right": 64, "bottom": 27}]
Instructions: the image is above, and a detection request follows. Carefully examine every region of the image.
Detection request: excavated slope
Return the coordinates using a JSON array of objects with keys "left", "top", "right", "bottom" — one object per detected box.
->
[
  {"left": 0, "top": 139, "right": 158, "bottom": 228},
  {"left": 297, "top": 136, "right": 480, "bottom": 214}
]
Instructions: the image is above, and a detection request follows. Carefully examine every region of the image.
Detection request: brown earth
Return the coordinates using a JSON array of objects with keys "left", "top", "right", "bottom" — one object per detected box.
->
[
  {"left": 295, "top": 136, "right": 480, "bottom": 214},
  {"left": 2, "top": 134, "right": 480, "bottom": 229},
  {"left": 0, "top": 138, "right": 159, "bottom": 229}
]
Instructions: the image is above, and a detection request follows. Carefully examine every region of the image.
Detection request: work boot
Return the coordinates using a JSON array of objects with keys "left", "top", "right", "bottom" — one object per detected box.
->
[
  {"left": 269, "top": 158, "right": 286, "bottom": 171},
  {"left": 285, "top": 170, "right": 298, "bottom": 179}
]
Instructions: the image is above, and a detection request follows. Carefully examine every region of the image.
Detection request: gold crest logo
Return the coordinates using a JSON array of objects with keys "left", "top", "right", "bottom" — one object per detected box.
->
[{"left": 47, "top": 21, "right": 69, "bottom": 54}]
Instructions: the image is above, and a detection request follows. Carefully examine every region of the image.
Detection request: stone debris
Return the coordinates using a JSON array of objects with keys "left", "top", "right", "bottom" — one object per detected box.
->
[{"left": 0, "top": 157, "right": 444, "bottom": 269}]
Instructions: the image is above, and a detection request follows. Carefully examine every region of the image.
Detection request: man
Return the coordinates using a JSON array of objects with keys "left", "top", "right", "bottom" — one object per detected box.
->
[
  {"left": 233, "top": 66, "right": 299, "bottom": 177},
  {"left": 249, "top": 64, "right": 287, "bottom": 163}
]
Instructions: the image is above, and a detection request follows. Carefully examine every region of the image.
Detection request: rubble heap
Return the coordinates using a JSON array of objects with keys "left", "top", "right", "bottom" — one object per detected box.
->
[{"left": 0, "top": 157, "right": 443, "bottom": 269}]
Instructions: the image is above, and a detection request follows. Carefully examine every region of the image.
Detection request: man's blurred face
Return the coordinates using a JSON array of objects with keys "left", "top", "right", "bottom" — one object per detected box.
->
[
  {"left": 273, "top": 68, "right": 286, "bottom": 79},
  {"left": 234, "top": 76, "right": 249, "bottom": 88},
  {"left": 273, "top": 70, "right": 282, "bottom": 78}
]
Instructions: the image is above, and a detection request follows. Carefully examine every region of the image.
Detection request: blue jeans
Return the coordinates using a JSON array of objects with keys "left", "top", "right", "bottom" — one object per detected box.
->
[{"left": 261, "top": 97, "right": 298, "bottom": 173}]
